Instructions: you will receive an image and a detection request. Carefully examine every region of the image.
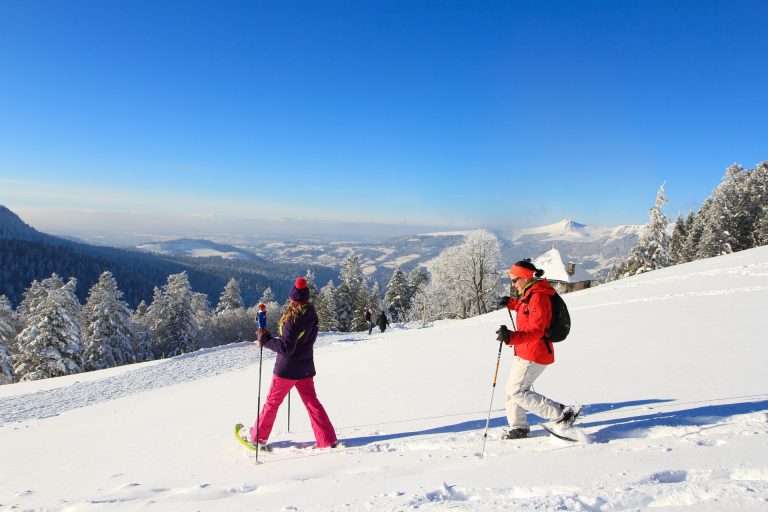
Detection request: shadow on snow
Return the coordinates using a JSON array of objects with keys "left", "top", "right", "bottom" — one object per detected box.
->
[{"left": 336, "top": 398, "right": 768, "bottom": 447}]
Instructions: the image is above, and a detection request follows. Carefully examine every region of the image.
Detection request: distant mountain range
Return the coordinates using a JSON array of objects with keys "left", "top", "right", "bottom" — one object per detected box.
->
[
  {"left": 1, "top": 203, "right": 641, "bottom": 308},
  {"left": 0, "top": 205, "right": 335, "bottom": 308},
  {"left": 134, "top": 218, "right": 642, "bottom": 287}
]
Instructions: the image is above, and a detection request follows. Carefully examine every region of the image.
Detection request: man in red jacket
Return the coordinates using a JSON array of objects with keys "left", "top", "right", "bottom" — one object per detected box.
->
[{"left": 496, "top": 259, "right": 578, "bottom": 439}]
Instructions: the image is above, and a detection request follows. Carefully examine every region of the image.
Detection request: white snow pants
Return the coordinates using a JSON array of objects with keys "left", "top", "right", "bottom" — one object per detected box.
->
[{"left": 505, "top": 355, "right": 563, "bottom": 429}]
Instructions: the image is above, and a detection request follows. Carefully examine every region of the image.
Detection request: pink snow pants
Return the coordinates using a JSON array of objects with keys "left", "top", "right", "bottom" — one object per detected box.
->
[{"left": 251, "top": 375, "right": 337, "bottom": 448}]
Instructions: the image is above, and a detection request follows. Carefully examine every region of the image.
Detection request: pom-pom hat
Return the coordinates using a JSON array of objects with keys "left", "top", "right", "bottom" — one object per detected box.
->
[
  {"left": 289, "top": 277, "right": 310, "bottom": 303},
  {"left": 258, "top": 303, "right": 266, "bottom": 310}
]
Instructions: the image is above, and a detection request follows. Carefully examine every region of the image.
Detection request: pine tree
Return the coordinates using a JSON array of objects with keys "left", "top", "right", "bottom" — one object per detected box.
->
[
  {"left": 259, "top": 287, "right": 275, "bottom": 306},
  {"left": 407, "top": 267, "right": 429, "bottom": 305},
  {"left": 316, "top": 281, "right": 338, "bottom": 332},
  {"left": 147, "top": 272, "right": 197, "bottom": 357},
  {"left": 622, "top": 185, "right": 672, "bottom": 276},
  {"left": 191, "top": 292, "right": 214, "bottom": 347},
  {"left": 699, "top": 164, "right": 751, "bottom": 255},
  {"left": 82, "top": 271, "right": 134, "bottom": 371},
  {"left": 214, "top": 278, "right": 244, "bottom": 315},
  {"left": 0, "top": 341, "right": 13, "bottom": 384},
  {"left": 334, "top": 282, "right": 354, "bottom": 332},
  {"left": 305, "top": 269, "right": 319, "bottom": 301},
  {"left": 384, "top": 267, "right": 410, "bottom": 322},
  {"left": 0, "top": 295, "right": 16, "bottom": 383},
  {"left": 0, "top": 294, "right": 19, "bottom": 349},
  {"left": 352, "top": 280, "right": 370, "bottom": 331},
  {"left": 335, "top": 254, "right": 365, "bottom": 331},
  {"left": 368, "top": 281, "right": 385, "bottom": 317},
  {"left": 747, "top": 162, "right": 768, "bottom": 247},
  {"left": 130, "top": 300, "right": 154, "bottom": 363},
  {"left": 14, "top": 275, "right": 83, "bottom": 380},
  {"left": 669, "top": 213, "right": 687, "bottom": 264}
]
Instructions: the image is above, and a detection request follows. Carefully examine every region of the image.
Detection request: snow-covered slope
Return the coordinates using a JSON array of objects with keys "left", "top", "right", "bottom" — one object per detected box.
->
[{"left": 2, "top": 247, "right": 768, "bottom": 511}]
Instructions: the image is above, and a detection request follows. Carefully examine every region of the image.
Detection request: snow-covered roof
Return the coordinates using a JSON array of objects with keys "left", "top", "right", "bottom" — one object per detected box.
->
[{"left": 533, "top": 247, "right": 593, "bottom": 283}]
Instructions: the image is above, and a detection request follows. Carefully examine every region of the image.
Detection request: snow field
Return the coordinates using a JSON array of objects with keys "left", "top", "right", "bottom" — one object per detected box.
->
[{"left": 1, "top": 246, "right": 768, "bottom": 510}]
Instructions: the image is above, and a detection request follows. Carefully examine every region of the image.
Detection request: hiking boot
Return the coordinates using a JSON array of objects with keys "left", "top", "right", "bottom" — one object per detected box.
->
[
  {"left": 554, "top": 406, "right": 581, "bottom": 428},
  {"left": 501, "top": 427, "right": 530, "bottom": 440}
]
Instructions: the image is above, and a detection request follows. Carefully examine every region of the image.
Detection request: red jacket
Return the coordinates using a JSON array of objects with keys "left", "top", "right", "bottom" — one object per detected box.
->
[{"left": 506, "top": 279, "right": 556, "bottom": 365}]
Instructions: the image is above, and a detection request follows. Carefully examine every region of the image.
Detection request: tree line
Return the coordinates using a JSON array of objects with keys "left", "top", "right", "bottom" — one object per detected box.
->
[
  {"left": 0, "top": 229, "right": 510, "bottom": 384},
  {"left": 607, "top": 162, "right": 768, "bottom": 280}
]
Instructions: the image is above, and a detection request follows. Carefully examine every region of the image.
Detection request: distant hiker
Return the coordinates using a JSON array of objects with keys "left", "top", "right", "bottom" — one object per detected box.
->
[
  {"left": 376, "top": 311, "right": 389, "bottom": 333},
  {"left": 257, "top": 303, "right": 267, "bottom": 333},
  {"left": 495, "top": 259, "right": 579, "bottom": 439},
  {"left": 365, "top": 309, "right": 374, "bottom": 335},
  {"left": 252, "top": 278, "right": 337, "bottom": 449}
]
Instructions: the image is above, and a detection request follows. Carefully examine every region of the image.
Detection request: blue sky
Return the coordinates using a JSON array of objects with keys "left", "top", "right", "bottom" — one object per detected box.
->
[{"left": 1, "top": 0, "right": 766, "bottom": 240}]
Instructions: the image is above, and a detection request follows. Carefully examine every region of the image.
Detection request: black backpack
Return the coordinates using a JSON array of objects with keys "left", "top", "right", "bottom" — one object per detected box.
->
[
  {"left": 546, "top": 292, "right": 571, "bottom": 343},
  {"left": 521, "top": 291, "right": 571, "bottom": 353}
]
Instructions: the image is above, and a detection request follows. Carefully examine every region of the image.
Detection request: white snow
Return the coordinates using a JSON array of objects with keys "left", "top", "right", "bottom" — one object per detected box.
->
[
  {"left": 534, "top": 247, "right": 594, "bottom": 283},
  {"left": 2, "top": 247, "right": 768, "bottom": 511},
  {"left": 513, "top": 219, "right": 629, "bottom": 242}
]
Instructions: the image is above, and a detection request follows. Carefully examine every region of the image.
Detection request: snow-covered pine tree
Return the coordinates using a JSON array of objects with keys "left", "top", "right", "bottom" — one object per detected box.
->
[
  {"left": 746, "top": 161, "right": 768, "bottom": 248},
  {"left": 148, "top": 272, "right": 197, "bottom": 357},
  {"left": 214, "top": 278, "right": 244, "bottom": 315},
  {"left": 352, "top": 280, "right": 370, "bottom": 331},
  {"left": 14, "top": 275, "right": 83, "bottom": 380},
  {"left": 407, "top": 267, "right": 429, "bottom": 306},
  {"left": 384, "top": 267, "right": 410, "bottom": 322},
  {"left": 305, "top": 269, "right": 319, "bottom": 301},
  {"left": 0, "top": 294, "right": 19, "bottom": 349},
  {"left": 0, "top": 295, "right": 19, "bottom": 383},
  {"left": 130, "top": 300, "right": 154, "bottom": 362},
  {"left": 698, "top": 164, "right": 752, "bottom": 256},
  {"left": 16, "top": 279, "right": 48, "bottom": 325},
  {"left": 259, "top": 287, "right": 275, "bottom": 306},
  {"left": 622, "top": 185, "right": 673, "bottom": 276},
  {"left": 191, "top": 292, "right": 214, "bottom": 347},
  {"left": 368, "top": 281, "right": 385, "bottom": 318},
  {"left": 0, "top": 341, "right": 13, "bottom": 384},
  {"left": 335, "top": 254, "right": 364, "bottom": 331},
  {"left": 669, "top": 213, "right": 688, "bottom": 264},
  {"left": 316, "top": 280, "right": 338, "bottom": 332},
  {"left": 82, "top": 271, "right": 134, "bottom": 371}
]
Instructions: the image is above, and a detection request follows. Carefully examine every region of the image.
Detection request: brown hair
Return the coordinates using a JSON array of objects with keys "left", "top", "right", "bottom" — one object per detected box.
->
[{"left": 279, "top": 301, "right": 307, "bottom": 329}]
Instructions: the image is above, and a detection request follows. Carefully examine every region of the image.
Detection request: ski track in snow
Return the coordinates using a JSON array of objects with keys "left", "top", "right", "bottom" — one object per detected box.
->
[{"left": 0, "top": 333, "right": 372, "bottom": 426}]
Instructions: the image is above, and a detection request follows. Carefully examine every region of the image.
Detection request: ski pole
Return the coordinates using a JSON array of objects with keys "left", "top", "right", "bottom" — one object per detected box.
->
[
  {"left": 255, "top": 344, "right": 263, "bottom": 464},
  {"left": 480, "top": 308, "right": 517, "bottom": 458},
  {"left": 481, "top": 339, "right": 504, "bottom": 458},
  {"left": 287, "top": 390, "right": 291, "bottom": 432}
]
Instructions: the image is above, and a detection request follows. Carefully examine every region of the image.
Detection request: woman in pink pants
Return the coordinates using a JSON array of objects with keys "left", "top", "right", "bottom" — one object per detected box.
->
[{"left": 251, "top": 278, "right": 337, "bottom": 449}]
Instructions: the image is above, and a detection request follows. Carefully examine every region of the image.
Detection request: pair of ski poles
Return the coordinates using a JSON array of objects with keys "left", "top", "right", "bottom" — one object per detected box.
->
[{"left": 480, "top": 308, "right": 516, "bottom": 458}]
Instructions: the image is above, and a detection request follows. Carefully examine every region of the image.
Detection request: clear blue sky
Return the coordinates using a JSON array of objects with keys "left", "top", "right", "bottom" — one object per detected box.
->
[{"left": 1, "top": 0, "right": 766, "bottom": 239}]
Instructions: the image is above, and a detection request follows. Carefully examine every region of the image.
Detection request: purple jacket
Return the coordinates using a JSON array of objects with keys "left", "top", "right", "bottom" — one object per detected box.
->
[{"left": 262, "top": 304, "right": 319, "bottom": 380}]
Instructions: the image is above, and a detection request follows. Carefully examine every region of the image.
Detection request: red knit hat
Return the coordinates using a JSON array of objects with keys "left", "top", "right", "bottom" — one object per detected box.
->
[
  {"left": 258, "top": 303, "right": 266, "bottom": 310},
  {"left": 509, "top": 260, "right": 537, "bottom": 279},
  {"left": 289, "top": 277, "right": 309, "bottom": 303}
]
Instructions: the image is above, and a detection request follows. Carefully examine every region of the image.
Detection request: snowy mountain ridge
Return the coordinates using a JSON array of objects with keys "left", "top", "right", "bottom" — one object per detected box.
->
[{"left": 2, "top": 246, "right": 767, "bottom": 510}]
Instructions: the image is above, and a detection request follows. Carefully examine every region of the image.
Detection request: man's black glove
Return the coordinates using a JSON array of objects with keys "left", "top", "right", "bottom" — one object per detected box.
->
[
  {"left": 496, "top": 325, "right": 511, "bottom": 344},
  {"left": 497, "top": 296, "right": 510, "bottom": 308}
]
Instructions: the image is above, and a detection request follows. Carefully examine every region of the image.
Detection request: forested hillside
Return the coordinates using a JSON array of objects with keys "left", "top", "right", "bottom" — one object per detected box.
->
[{"left": 0, "top": 206, "right": 336, "bottom": 307}]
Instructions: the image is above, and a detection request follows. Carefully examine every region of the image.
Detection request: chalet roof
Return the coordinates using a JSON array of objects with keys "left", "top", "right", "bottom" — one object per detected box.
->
[{"left": 533, "top": 247, "right": 593, "bottom": 284}]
